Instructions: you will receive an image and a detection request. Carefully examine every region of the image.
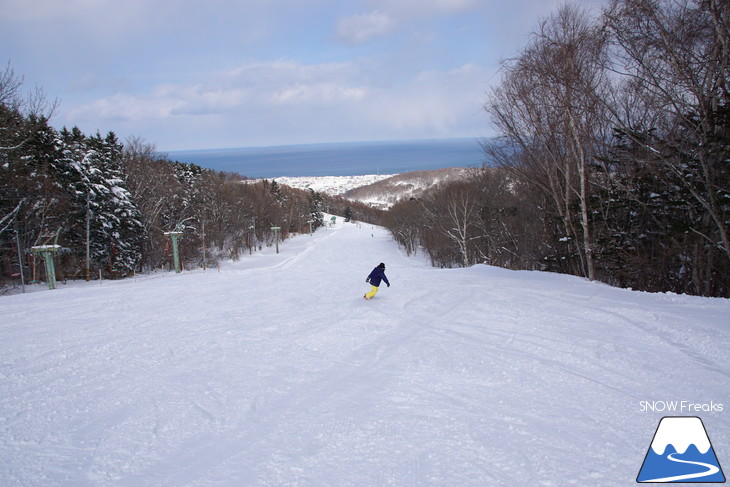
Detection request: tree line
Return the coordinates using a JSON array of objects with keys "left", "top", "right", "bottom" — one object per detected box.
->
[
  {"left": 0, "top": 65, "right": 380, "bottom": 287},
  {"left": 384, "top": 0, "right": 729, "bottom": 297},
  {"left": 2, "top": 0, "right": 726, "bottom": 297}
]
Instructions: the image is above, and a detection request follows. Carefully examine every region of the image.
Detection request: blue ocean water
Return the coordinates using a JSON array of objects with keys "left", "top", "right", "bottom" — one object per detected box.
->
[{"left": 166, "top": 138, "right": 487, "bottom": 178}]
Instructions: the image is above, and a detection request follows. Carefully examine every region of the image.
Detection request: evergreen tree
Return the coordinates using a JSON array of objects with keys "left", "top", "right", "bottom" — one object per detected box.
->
[
  {"left": 58, "top": 127, "right": 144, "bottom": 276},
  {"left": 307, "top": 188, "right": 324, "bottom": 228}
]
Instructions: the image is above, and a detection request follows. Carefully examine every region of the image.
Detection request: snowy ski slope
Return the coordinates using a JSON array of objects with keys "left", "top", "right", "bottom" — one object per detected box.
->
[{"left": 1, "top": 219, "right": 729, "bottom": 486}]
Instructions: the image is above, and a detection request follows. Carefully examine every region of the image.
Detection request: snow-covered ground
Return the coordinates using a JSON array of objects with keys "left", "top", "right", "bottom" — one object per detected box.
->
[
  {"left": 2, "top": 219, "right": 729, "bottom": 486},
  {"left": 257, "top": 174, "right": 396, "bottom": 196}
]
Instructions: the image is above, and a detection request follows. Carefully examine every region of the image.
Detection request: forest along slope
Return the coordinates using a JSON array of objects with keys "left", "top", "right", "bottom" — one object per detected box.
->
[{"left": 1, "top": 219, "right": 729, "bottom": 486}]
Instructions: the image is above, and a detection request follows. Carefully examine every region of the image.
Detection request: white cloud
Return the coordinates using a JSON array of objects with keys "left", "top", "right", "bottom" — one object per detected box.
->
[
  {"left": 366, "top": 0, "right": 484, "bottom": 17},
  {"left": 331, "top": 0, "right": 484, "bottom": 47},
  {"left": 335, "top": 10, "right": 396, "bottom": 45},
  {"left": 67, "top": 61, "right": 368, "bottom": 122},
  {"left": 272, "top": 84, "right": 366, "bottom": 104},
  {"left": 360, "top": 63, "right": 487, "bottom": 135},
  {"left": 5, "top": 0, "right": 612, "bottom": 149},
  {"left": 63, "top": 59, "right": 490, "bottom": 148}
]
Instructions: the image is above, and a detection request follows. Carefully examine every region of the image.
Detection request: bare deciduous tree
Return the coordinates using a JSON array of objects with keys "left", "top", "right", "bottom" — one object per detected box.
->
[
  {"left": 485, "top": 4, "right": 612, "bottom": 280},
  {"left": 604, "top": 0, "right": 730, "bottom": 293}
]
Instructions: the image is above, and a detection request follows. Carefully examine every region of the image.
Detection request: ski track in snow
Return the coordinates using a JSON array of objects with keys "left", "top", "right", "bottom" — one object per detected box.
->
[{"left": 1, "top": 219, "right": 729, "bottom": 486}]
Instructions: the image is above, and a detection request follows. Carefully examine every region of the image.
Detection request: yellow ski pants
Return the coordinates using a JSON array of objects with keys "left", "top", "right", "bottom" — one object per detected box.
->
[{"left": 364, "top": 285, "right": 379, "bottom": 299}]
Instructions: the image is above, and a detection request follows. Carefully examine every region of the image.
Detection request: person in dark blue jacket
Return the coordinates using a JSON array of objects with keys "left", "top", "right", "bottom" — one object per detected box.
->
[{"left": 364, "top": 262, "right": 390, "bottom": 300}]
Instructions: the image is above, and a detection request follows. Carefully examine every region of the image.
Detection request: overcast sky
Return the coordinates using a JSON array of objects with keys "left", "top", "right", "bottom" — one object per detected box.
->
[{"left": 2, "top": 0, "right": 607, "bottom": 151}]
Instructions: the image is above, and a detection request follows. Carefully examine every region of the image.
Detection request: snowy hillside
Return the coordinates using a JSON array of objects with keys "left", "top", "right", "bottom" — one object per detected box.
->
[
  {"left": 254, "top": 167, "right": 470, "bottom": 209},
  {"left": 344, "top": 167, "right": 470, "bottom": 208},
  {"left": 255, "top": 174, "right": 395, "bottom": 197},
  {"left": 2, "top": 219, "right": 729, "bottom": 486}
]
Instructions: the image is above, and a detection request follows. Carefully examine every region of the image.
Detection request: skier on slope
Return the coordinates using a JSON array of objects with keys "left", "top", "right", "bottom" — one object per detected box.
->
[{"left": 364, "top": 262, "right": 390, "bottom": 300}]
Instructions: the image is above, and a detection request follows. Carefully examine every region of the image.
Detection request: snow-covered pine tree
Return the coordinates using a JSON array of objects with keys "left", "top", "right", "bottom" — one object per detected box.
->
[
  {"left": 0, "top": 104, "right": 30, "bottom": 236},
  {"left": 54, "top": 127, "right": 88, "bottom": 259},
  {"left": 171, "top": 161, "right": 209, "bottom": 217},
  {"left": 307, "top": 188, "right": 324, "bottom": 228},
  {"left": 88, "top": 131, "right": 145, "bottom": 274},
  {"left": 58, "top": 128, "right": 144, "bottom": 277},
  {"left": 0, "top": 109, "right": 64, "bottom": 281},
  {"left": 18, "top": 115, "right": 66, "bottom": 246}
]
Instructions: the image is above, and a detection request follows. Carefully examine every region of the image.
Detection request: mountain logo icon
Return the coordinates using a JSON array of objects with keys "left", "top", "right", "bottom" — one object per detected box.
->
[{"left": 637, "top": 416, "right": 726, "bottom": 483}]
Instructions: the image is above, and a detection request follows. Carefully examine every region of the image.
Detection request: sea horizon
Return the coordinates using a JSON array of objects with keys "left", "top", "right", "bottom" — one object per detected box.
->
[{"left": 165, "top": 137, "right": 488, "bottom": 178}]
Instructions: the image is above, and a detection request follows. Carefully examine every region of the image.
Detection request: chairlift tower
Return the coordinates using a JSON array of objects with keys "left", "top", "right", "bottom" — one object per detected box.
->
[
  {"left": 163, "top": 230, "right": 184, "bottom": 273},
  {"left": 164, "top": 218, "right": 193, "bottom": 274},
  {"left": 31, "top": 245, "right": 60, "bottom": 290},
  {"left": 271, "top": 226, "right": 281, "bottom": 253}
]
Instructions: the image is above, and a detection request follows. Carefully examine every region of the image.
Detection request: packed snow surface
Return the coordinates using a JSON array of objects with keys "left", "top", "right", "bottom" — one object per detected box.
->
[{"left": 2, "top": 219, "right": 729, "bottom": 486}]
